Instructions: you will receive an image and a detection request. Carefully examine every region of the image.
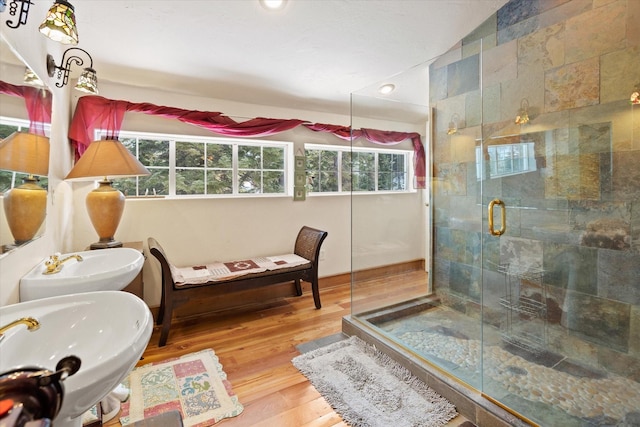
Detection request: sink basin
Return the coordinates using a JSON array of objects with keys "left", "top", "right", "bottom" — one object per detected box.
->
[
  {"left": 0, "top": 291, "right": 152, "bottom": 427},
  {"left": 20, "top": 247, "right": 144, "bottom": 301}
]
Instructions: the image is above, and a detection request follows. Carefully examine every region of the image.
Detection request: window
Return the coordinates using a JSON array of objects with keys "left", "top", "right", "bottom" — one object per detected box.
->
[
  {"left": 100, "top": 131, "right": 290, "bottom": 198},
  {"left": 476, "top": 142, "right": 536, "bottom": 180},
  {"left": 0, "top": 117, "right": 49, "bottom": 193},
  {"left": 305, "top": 144, "right": 412, "bottom": 194},
  {"left": 121, "top": 136, "right": 169, "bottom": 196}
]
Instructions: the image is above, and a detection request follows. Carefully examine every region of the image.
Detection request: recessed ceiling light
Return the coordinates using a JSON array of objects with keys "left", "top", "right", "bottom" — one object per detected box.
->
[
  {"left": 260, "top": 0, "right": 287, "bottom": 11},
  {"left": 378, "top": 84, "right": 395, "bottom": 95}
]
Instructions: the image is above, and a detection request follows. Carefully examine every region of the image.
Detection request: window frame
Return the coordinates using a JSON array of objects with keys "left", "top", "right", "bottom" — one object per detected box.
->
[
  {"left": 97, "top": 129, "right": 293, "bottom": 199},
  {"left": 304, "top": 143, "right": 415, "bottom": 196},
  {"left": 475, "top": 141, "right": 537, "bottom": 180}
]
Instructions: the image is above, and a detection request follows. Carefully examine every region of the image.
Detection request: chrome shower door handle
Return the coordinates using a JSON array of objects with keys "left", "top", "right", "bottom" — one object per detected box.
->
[{"left": 488, "top": 199, "right": 506, "bottom": 236}]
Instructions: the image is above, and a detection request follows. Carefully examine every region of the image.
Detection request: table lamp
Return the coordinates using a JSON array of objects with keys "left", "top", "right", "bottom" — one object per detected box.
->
[
  {"left": 65, "top": 138, "right": 149, "bottom": 249},
  {"left": 0, "top": 131, "right": 50, "bottom": 247}
]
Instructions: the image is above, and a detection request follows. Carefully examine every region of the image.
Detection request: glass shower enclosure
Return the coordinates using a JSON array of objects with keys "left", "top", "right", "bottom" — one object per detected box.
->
[{"left": 349, "top": 3, "right": 640, "bottom": 425}]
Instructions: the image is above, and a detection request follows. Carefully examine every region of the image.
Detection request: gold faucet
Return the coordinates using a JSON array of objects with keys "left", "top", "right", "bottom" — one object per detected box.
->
[
  {"left": 43, "top": 254, "right": 83, "bottom": 275},
  {"left": 0, "top": 317, "right": 40, "bottom": 339}
]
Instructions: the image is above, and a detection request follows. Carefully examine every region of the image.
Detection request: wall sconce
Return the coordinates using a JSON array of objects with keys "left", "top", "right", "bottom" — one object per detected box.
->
[
  {"left": 65, "top": 139, "right": 149, "bottom": 249},
  {"left": 447, "top": 113, "right": 460, "bottom": 135},
  {"left": 515, "top": 98, "right": 530, "bottom": 125},
  {"left": 631, "top": 91, "right": 639, "bottom": 105},
  {"left": 23, "top": 67, "right": 44, "bottom": 87},
  {"left": 46, "top": 48, "right": 99, "bottom": 94},
  {"left": 39, "top": 0, "right": 78, "bottom": 45},
  {"left": 5, "top": 0, "right": 32, "bottom": 29},
  {"left": 0, "top": 132, "right": 50, "bottom": 248}
]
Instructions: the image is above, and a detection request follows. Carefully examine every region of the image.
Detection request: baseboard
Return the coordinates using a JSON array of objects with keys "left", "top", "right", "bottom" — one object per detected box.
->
[{"left": 352, "top": 259, "right": 425, "bottom": 281}]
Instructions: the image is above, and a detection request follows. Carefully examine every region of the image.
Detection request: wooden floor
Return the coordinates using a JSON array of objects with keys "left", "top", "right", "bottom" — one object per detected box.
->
[{"left": 104, "top": 273, "right": 470, "bottom": 427}]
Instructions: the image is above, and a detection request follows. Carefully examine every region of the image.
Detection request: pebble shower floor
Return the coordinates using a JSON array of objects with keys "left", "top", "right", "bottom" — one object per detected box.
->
[{"left": 377, "top": 305, "right": 640, "bottom": 427}]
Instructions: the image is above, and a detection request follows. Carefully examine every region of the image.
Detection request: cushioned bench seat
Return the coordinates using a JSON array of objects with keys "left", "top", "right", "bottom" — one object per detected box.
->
[
  {"left": 171, "top": 253, "right": 311, "bottom": 285},
  {"left": 148, "top": 226, "right": 328, "bottom": 347}
]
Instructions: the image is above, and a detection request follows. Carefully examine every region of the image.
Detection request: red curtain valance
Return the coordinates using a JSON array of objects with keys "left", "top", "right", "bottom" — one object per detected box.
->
[
  {"left": 69, "top": 95, "right": 426, "bottom": 188},
  {"left": 69, "top": 96, "right": 306, "bottom": 152},
  {"left": 0, "top": 80, "right": 53, "bottom": 136}
]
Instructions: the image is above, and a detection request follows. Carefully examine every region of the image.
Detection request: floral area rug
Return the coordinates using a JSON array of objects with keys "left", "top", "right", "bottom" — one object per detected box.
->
[
  {"left": 293, "top": 336, "right": 457, "bottom": 427},
  {"left": 120, "top": 349, "right": 243, "bottom": 427}
]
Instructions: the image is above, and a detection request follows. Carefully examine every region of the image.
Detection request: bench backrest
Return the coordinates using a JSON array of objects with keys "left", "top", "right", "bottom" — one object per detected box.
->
[
  {"left": 294, "top": 226, "right": 328, "bottom": 263},
  {"left": 148, "top": 236, "right": 173, "bottom": 285}
]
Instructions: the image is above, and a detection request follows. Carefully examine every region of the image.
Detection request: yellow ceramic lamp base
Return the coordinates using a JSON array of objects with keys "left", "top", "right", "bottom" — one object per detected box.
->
[
  {"left": 86, "top": 180, "right": 125, "bottom": 249},
  {"left": 3, "top": 179, "right": 47, "bottom": 245}
]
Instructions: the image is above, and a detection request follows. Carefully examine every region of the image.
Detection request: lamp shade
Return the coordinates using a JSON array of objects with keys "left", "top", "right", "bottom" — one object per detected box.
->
[
  {"left": 24, "top": 67, "right": 45, "bottom": 87},
  {"left": 65, "top": 139, "right": 149, "bottom": 180},
  {"left": 75, "top": 67, "right": 99, "bottom": 94},
  {"left": 0, "top": 132, "right": 50, "bottom": 176},
  {"left": 66, "top": 139, "right": 149, "bottom": 249},
  {"left": 39, "top": 0, "right": 79, "bottom": 45}
]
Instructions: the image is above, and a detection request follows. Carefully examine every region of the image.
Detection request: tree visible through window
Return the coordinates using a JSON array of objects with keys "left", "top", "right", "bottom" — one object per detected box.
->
[
  {"left": 238, "top": 145, "right": 285, "bottom": 194},
  {"left": 102, "top": 131, "right": 289, "bottom": 197},
  {"left": 378, "top": 153, "right": 407, "bottom": 191},
  {"left": 306, "top": 149, "right": 338, "bottom": 192},
  {"left": 305, "top": 144, "right": 412, "bottom": 194},
  {"left": 118, "top": 137, "right": 169, "bottom": 196}
]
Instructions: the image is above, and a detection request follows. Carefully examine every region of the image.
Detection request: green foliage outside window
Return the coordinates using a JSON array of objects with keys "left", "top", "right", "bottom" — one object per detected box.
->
[
  {"left": 345, "top": 151, "right": 375, "bottom": 192},
  {"left": 0, "top": 124, "right": 20, "bottom": 193},
  {"left": 237, "top": 145, "right": 284, "bottom": 194},
  {"left": 110, "top": 132, "right": 287, "bottom": 197},
  {"left": 139, "top": 139, "right": 170, "bottom": 167},
  {"left": 207, "top": 144, "right": 233, "bottom": 194},
  {"left": 263, "top": 146, "right": 285, "bottom": 169},
  {"left": 100, "top": 131, "right": 411, "bottom": 198},
  {"left": 306, "top": 146, "right": 409, "bottom": 194},
  {"left": 378, "top": 153, "right": 406, "bottom": 191},
  {"left": 114, "top": 137, "right": 169, "bottom": 196},
  {"left": 0, "top": 124, "right": 18, "bottom": 137},
  {"left": 306, "top": 149, "right": 338, "bottom": 192}
]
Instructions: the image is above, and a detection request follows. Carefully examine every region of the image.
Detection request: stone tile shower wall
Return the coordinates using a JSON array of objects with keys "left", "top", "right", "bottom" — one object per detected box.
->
[{"left": 430, "top": 0, "right": 639, "bottom": 381}]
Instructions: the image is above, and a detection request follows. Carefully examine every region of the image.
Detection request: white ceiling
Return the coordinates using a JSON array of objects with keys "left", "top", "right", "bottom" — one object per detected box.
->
[
  {"left": 9, "top": 0, "right": 508, "bottom": 120},
  {"left": 79, "top": 0, "right": 508, "bottom": 119}
]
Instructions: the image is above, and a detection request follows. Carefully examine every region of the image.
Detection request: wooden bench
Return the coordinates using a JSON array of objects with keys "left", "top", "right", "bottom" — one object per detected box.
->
[{"left": 148, "top": 226, "right": 328, "bottom": 347}]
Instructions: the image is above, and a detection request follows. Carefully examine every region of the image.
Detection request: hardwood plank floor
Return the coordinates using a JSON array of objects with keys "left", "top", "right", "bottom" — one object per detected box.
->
[{"left": 104, "top": 272, "right": 470, "bottom": 426}]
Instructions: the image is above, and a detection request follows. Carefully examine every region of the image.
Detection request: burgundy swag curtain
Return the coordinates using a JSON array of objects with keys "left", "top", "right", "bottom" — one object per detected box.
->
[
  {"left": 69, "top": 95, "right": 426, "bottom": 188},
  {"left": 0, "top": 80, "right": 53, "bottom": 136}
]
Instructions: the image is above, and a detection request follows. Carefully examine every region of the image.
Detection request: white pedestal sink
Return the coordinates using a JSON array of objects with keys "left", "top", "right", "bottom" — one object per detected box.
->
[
  {"left": 19, "top": 247, "right": 144, "bottom": 302},
  {"left": 0, "top": 291, "right": 152, "bottom": 427}
]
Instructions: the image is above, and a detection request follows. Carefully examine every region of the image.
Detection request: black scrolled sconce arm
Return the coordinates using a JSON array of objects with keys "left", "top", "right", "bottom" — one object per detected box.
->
[
  {"left": 5, "top": 0, "right": 33, "bottom": 28},
  {"left": 46, "top": 48, "right": 93, "bottom": 88}
]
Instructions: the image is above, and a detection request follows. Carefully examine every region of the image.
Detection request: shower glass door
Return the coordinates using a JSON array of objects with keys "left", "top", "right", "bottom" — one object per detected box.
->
[
  {"left": 480, "top": 82, "right": 640, "bottom": 426},
  {"left": 479, "top": 120, "right": 568, "bottom": 425}
]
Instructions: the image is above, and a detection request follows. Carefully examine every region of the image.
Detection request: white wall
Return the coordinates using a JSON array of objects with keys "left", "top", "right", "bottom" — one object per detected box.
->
[
  {"left": 69, "top": 81, "right": 426, "bottom": 307},
  {"left": 0, "top": 11, "right": 427, "bottom": 308},
  {"left": 0, "top": 3, "right": 74, "bottom": 306}
]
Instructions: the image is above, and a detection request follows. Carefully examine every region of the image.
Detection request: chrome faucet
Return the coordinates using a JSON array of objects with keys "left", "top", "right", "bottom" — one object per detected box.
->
[
  {"left": 43, "top": 253, "right": 84, "bottom": 275},
  {"left": 0, "top": 317, "right": 40, "bottom": 340}
]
